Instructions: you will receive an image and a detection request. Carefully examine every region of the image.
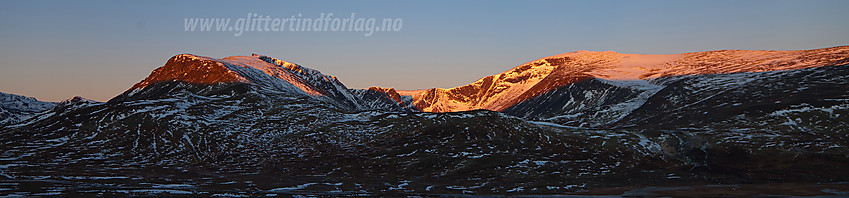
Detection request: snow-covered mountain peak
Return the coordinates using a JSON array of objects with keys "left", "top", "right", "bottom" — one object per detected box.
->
[
  {"left": 121, "top": 53, "right": 406, "bottom": 111},
  {"left": 60, "top": 96, "right": 97, "bottom": 104},
  {"left": 129, "top": 54, "right": 334, "bottom": 96},
  {"left": 403, "top": 46, "right": 849, "bottom": 113},
  {"left": 53, "top": 96, "right": 102, "bottom": 112},
  {"left": 0, "top": 92, "right": 57, "bottom": 126},
  {"left": 518, "top": 46, "right": 849, "bottom": 82}
]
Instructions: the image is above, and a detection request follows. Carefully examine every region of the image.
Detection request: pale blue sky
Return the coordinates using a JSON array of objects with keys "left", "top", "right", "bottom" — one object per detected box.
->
[{"left": 1, "top": 0, "right": 848, "bottom": 101}]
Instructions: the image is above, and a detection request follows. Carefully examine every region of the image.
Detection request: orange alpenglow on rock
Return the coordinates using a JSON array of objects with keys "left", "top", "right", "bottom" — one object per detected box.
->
[
  {"left": 399, "top": 46, "right": 849, "bottom": 113},
  {"left": 131, "top": 54, "right": 246, "bottom": 89}
]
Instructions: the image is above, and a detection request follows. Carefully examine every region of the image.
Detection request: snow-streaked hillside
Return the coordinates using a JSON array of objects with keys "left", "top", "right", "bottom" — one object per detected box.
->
[{"left": 0, "top": 92, "right": 57, "bottom": 126}]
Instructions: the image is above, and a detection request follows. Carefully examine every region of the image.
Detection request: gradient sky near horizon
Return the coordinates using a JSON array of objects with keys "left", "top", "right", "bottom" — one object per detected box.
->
[{"left": 1, "top": 0, "right": 848, "bottom": 102}]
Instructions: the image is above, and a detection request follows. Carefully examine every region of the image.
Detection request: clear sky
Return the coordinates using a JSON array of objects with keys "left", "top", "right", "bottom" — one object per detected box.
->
[{"left": 1, "top": 0, "right": 848, "bottom": 102}]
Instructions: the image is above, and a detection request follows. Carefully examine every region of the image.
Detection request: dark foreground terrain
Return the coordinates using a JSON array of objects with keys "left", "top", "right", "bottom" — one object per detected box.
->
[{"left": 2, "top": 80, "right": 848, "bottom": 196}]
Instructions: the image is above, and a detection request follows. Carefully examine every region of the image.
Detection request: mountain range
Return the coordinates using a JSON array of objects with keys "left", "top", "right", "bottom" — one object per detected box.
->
[
  {"left": 401, "top": 46, "right": 849, "bottom": 127},
  {"left": 1, "top": 46, "right": 848, "bottom": 196}
]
